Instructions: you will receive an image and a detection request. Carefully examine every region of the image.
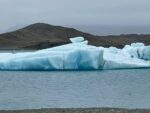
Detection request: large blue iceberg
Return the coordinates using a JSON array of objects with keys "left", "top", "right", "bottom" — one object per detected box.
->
[{"left": 0, "top": 37, "right": 149, "bottom": 70}]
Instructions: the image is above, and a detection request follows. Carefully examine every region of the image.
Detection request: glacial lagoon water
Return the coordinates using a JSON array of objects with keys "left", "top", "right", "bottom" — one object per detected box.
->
[{"left": 0, "top": 69, "right": 150, "bottom": 110}]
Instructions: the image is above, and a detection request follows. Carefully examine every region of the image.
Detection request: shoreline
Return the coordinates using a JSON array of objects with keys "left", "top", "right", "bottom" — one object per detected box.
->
[{"left": 1, "top": 108, "right": 150, "bottom": 113}]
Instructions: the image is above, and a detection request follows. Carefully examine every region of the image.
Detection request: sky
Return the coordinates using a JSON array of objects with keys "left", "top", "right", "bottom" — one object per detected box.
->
[{"left": 0, "top": 0, "right": 150, "bottom": 35}]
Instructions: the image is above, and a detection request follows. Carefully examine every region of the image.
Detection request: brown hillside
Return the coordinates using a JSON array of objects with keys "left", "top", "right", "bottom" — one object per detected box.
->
[{"left": 0, "top": 23, "right": 149, "bottom": 49}]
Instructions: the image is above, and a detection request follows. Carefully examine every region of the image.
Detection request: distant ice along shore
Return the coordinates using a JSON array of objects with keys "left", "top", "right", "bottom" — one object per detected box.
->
[{"left": 0, "top": 37, "right": 149, "bottom": 70}]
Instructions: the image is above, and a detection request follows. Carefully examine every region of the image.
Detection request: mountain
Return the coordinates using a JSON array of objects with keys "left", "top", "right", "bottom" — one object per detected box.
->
[{"left": 0, "top": 23, "right": 150, "bottom": 49}]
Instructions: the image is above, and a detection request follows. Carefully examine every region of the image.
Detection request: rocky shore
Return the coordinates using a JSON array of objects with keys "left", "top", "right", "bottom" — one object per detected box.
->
[{"left": 1, "top": 108, "right": 150, "bottom": 113}]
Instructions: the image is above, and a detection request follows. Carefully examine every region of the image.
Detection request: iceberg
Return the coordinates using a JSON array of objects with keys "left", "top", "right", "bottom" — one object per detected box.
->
[
  {"left": 103, "top": 48, "right": 150, "bottom": 69},
  {"left": 70, "top": 36, "right": 85, "bottom": 43},
  {"left": 0, "top": 37, "right": 149, "bottom": 70},
  {"left": 0, "top": 41, "right": 103, "bottom": 70},
  {"left": 122, "top": 43, "right": 150, "bottom": 60}
]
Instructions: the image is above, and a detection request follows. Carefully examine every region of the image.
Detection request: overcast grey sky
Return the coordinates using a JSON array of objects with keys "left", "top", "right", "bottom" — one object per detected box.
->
[{"left": 0, "top": 0, "right": 150, "bottom": 34}]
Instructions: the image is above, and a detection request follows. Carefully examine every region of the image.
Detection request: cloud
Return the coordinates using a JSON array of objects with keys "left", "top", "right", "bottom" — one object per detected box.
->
[{"left": 0, "top": 0, "right": 150, "bottom": 33}]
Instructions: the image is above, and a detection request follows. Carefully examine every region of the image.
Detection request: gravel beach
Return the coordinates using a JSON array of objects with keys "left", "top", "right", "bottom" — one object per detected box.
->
[{"left": 1, "top": 108, "right": 150, "bottom": 113}]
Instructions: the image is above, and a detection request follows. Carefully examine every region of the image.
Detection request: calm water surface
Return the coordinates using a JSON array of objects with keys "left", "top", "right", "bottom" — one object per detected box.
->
[{"left": 0, "top": 69, "right": 150, "bottom": 110}]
